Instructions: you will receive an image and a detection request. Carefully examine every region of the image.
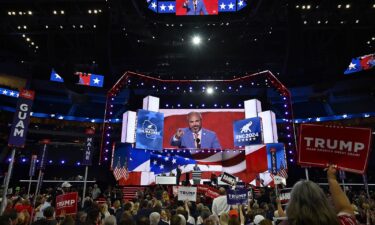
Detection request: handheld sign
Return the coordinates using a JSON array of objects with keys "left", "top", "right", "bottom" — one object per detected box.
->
[
  {"left": 178, "top": 186, "right": 197, "bottom": 202},
  {"left": 55, "top": 192, "right": 78, "bottom": 216},
  {"left": 220, "top": 172, "right": 237, "bottom": 186}
]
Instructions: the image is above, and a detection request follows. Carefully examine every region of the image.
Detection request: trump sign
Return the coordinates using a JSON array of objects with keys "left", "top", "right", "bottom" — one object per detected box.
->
[
  {"left": 298, "top": 124, "right": 372, "bottom": 174},
  {"left": 55, "top": 192, "right": 78, "bottom": 216}
]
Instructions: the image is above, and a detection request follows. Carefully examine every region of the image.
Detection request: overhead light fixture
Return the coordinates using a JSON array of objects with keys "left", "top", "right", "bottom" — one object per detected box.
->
[
  {"left": 45, "top": 25, "right": 49, "bottom": 29},
  {"left": 17, "top": 26, "right": 21, "bottom": 30},
  {"left": 28, "top": 11, "right": 32, "bottom": 15},
  {"left": 35, "top": 46, "right": 39, "bottom": 49},
  {"left": 8, "top": 11, "right": 12, "bottom": 15},
  {"left": 337, "top": 4, "right": 342, "bottom": 8},
  {"left": 22, "top": 34, "right": 26, "bottom": 38},
  {"left": 31, "top": 42, "right": 34, "bottom": 45},
  {"left": 53, "top": 10, "right": 57, "bottom": 14},
  {"left": 192, "top": 35, "right": 201, "bottom": 45},
  {"left": 345, "top": 4, "right": 350, "bottom": 9},
  {"left": 12, "top": 12, "right": 16, "bottom": 15},
  {"left": 306, "top": 5, "right": 311, "bottom": 9},
  {"left": 26, "top": 38, "right": 30, "bottom": 42},
  {"left": 88, "top": 10, "right": 92, "bottom": 14},
  {"left": 93, "top": 24, "right": 96, "bottom": 28},
  {"left": 61, "top": 10, "right": 64, "bottom": 14},
  {"left": 23, "top": 25, "right": 27, "bottom": 29},
  {"left": 206, "top": 87, "right": 214, "bottom": 95},
  {"left": 19, "top": 11, "right": 23, "bottom": 15},
  {"left": 355, "top": 19, "right": 359, "bottom": 23},
  {"left": 94, "top": 10, "right": 98, "bottom": 14}
]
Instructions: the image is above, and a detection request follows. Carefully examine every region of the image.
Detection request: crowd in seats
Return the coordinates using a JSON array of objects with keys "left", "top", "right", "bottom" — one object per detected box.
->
[{"left": 1, "top": 166, "right": 375, "bottom": 225}]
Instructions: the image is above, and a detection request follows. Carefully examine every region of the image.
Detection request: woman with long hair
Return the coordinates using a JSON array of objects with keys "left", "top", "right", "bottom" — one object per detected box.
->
[{"left": 282, "top": 165, "right": 357, "bottom": 225}]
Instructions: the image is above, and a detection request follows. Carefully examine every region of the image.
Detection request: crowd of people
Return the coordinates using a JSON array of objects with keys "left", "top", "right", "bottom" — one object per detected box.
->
[{"left": 1, "top": 166, "right": 374, "bottom": 225}]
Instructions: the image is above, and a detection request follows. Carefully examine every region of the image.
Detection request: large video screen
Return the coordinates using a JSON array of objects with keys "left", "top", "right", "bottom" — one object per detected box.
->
[
  {"left": 175, "top": 0, "right": 218, "bottom": 16},
  {"left": 160, "top": 109, "right": 244, "bottom": 149}
]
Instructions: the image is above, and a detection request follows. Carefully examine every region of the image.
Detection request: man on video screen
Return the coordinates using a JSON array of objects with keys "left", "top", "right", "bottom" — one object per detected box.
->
[
  {"left": 170, "top": 111, "right": 221, "bottom": 149},
  {"left": 183, "top": 0, "right": 208, "bottom": 15}
]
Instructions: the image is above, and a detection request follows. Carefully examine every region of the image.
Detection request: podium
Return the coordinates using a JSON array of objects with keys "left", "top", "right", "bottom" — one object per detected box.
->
[{"left": 192, "top": 171, "right": 202, "bottom": 185}]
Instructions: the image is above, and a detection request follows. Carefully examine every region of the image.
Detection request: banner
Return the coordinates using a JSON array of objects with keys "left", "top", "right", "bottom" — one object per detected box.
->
[
  {"left": 178, "top": 186, "right": 197, "bottom": 202},
  {"left": 298, "top": 124, "right": 372, "bottom": 174},
  {"left": 82, "top": 128, "right": 94, "bottom": 166},
  {"left": 220, "top": 172, "right": 237, "bottom": 186},
  {"left": 135, "top": 109, "right": 164, "bottom": 150},
  {"left": 29, "top": 155, "right": 37, "bottom": 177},
  {"left": 8, "top": 89, "right": 35, "bottom": 148},
  {"left": 233, "top": 117, "right": 263, "bottom": 147},
  {"left": 227, "top": 189, "right": 248, "bottom": 205},
  {"left": 55, "top": 192, "right": 78, "bottom": 216},
  {"left": 205, "top": 187, "right": 220, "bottom": 199},
  {"left": 279, "top": 188, "right": 292, "bottom": 205},
  {"left": 266, "top": 143, "right": 287, "bottom": 174}
]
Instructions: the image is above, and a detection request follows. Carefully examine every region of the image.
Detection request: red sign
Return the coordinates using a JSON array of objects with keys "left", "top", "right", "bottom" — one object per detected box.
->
[
  {"left": 197, "top": 184, "right": 209, "bottom": 193},
  {"left": 205, "top": 187, "right": 220, "bottom": 199},
  {"left": 298, "top": 124, "right": 372, "bottom": 174},
  {"left": 55, "top": 192, "right": 78, "bottom": 216}
]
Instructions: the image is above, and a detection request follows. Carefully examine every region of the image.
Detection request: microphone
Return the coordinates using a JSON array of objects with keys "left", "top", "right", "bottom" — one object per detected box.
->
[{"left": 196, "top": 137, "right": 201, "bottom": 149}]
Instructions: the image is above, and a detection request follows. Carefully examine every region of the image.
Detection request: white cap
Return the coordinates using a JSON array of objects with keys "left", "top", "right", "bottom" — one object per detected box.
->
[
  {"left": 253, "top": 215, "right": 265, "bottom": 225},
  {"left": 61, "top": 181, "right": 72, "bottom": 188}
]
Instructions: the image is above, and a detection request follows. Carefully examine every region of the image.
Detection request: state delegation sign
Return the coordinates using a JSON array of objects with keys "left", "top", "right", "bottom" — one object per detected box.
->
[{"left": 298, "top": 124, "right": 372, "bottom": 174}]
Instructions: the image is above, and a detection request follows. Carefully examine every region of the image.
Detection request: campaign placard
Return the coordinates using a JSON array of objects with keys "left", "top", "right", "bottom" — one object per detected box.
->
[
  {"left": 55, "top": 192, "right": 78, "bottom": 216},
  {"left": 279, "top": 188, "right": 292, "bottom": 205},
  {"left": 135, "top": 109, "right": 164, "bottom": 150},
  {"left": 227, "top": 189, "right": 248, "bottom": 205},
  {"left": 178, "top": 186, "right": 197, "bottom": 202},
  {"left": 205, "top": 187, "right": 220, "bottom": 199},
  {"left": 220, "top": 172, "right": 237, "bottom": 186},
  {"left": 233, "top": 117, "right": 263, "bottom": 147},
  {"left": 298, "top": 124, "right": 372, "bottom": 174}
]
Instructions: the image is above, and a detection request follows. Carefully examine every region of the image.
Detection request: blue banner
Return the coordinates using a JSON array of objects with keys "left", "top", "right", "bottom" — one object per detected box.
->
[
  {"left": 8, "top": 89, "right": 35, "bottom": 148},
  {"left": 29, "top": 155, "right": 37, "bottom": 177},
  {"left": 233, "top": 117, "right": 263, "bottom": 147},
  {"left": 135, "top": 109, "right": 164, "bottom": 150},
  {"left": 227, "top": 188, "right": 248, "bottom": 205},
  {"left": 266, "top": 143, "right": 287, "bottom": 173},
  {"left": 82, "top": 136, "right": 94, "bottom": 166}
]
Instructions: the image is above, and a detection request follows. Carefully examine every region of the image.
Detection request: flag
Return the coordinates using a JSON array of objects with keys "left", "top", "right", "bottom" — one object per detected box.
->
[
  {"left": 158, "top": 1, "right": 175, "bottom": 13},
  {"left": 344, "top": 58, "right": 362, "bottom": 74},
  {"left": 50, "top": 69, "right": 64, "bottom": 82},
  {"left": 360, "top": 54, "right": 374, "bottom": 70},
  {"left": 277, "top": 162, "right": 288, "bottom": 179},
  {"left": 77, "top": 72, "right": 104, "bottom": 87},
  {"left": 113, "top": 157, "right": 122, "bottom": 181},
  {"left": 237, "top": 0, "right": 247, "bottom": 10},
  {"left": 218, "top": 0, "right": 237, "bottom": 12},
  {"left": 148, "top": 0, "right": 158, "bottom": 12}
]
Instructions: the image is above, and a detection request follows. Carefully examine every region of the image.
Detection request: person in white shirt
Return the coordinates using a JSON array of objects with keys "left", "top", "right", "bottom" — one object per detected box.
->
[{"left": 211, "top": 187, "right": 230, "bottom": 216}]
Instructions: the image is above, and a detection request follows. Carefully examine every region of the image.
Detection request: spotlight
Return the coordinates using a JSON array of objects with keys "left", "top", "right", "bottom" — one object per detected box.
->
[
  {"left": 345, "top": 4, "right": 350, "bottom": 9},
  {"left": 192, "top": 35, "right": 201, "bottom": 45},
  {"left": 61, "top": 10, "right": 64, "bottom": 14},
  {"left": 206, "top": 87, "right": 214, "bottom": 94},
  {"left": 53, "top": 10, "right": 57, "bottom": 14},
  {"left": 28, "top": 11, "right": 32, "bottom": 15},
  {"left": 88, "top": 10, "right": 92, "bottom": 14}
]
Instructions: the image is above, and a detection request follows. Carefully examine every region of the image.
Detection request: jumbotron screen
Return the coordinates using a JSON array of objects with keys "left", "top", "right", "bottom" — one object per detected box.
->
[
  {"left": 175, "top": 0, "right": 218, "bottom": 16},
  {"left": 160, "top": 108, "right": 244, "bottom": 149}
]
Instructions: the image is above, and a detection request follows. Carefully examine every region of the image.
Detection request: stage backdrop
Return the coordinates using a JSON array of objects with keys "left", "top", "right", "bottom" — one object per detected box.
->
[{"left": 161, "top": 109, "right": 245, "bottom": 149}]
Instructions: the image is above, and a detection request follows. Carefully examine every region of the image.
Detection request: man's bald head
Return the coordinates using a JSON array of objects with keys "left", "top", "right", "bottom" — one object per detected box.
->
[{"left": 187, "top": 112, "right": 202, "bottom": 133}]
